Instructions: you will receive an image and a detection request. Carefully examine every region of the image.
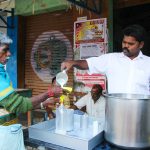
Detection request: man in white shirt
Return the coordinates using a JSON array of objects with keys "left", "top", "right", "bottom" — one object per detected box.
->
[
  {"left": 71, "top": 84, "right": 105, "bottom": 121},
  {"left": 61, "top": 24, "right": 150, "bottom": 95}
]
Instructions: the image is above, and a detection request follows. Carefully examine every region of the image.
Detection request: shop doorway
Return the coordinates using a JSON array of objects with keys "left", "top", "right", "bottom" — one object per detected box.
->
[{"left": 114, "top": 3, "right": 150, "bottom": 56}]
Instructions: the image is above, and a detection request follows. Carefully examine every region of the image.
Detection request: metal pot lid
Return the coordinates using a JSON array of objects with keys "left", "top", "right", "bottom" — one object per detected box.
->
[{"left": 103, "top": 93, "right": 150, "bottom": 100}]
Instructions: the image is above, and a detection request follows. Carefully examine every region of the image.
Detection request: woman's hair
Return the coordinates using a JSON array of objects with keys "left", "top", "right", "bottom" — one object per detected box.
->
[
  {"left": 123, "top": 24, "right": 146, "bottom": 42},
  {"left": 52, "top": 76, "right": 56, "bottom": 84}
]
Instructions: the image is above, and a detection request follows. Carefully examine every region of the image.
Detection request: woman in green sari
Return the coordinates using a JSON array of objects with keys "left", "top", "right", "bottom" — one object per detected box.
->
[{"left": 0, "top": 32, "right": 62, "bottom": 150}]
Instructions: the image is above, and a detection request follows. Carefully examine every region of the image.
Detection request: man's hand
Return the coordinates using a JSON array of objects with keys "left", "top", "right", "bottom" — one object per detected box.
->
[
  {"left": 61, "top": 60, "right": 75, "bottom": 71},
  {"left": 61, "top": 60, "right": 88, "bottom": 71}
]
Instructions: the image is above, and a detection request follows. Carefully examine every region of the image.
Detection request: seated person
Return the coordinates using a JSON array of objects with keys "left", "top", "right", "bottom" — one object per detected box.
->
[
  {"left": 71, "top": 84, "right": 105, "bottom": 122},
  {"left": 45, "top": 76, "right": 58, "bottom": 119}
]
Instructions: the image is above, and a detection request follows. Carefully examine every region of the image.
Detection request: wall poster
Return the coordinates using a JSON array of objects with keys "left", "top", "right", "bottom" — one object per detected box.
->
[{"left": 74, "top": 18, "right": 108, "bottom": 93}]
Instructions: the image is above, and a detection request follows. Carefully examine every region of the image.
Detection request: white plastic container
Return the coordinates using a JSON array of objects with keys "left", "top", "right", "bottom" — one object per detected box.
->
[
  {"left": 65, "top": 109, "right": 74, "bottom": 131},
  {"left": 55, "top": 103, "right": 66, "bottom": 134},
  {"left": 55, "top": 105, "right": 74, "bottom": 134}
]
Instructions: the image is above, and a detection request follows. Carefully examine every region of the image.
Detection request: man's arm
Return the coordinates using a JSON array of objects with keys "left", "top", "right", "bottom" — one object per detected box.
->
[
  {"left": 61, "top": 60, "right": 89, "bottom": 71},
  {"left": 72, "top": 94, "right": 88, "bottom": 110}
]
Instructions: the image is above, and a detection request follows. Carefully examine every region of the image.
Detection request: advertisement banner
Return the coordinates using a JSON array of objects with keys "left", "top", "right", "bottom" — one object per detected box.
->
[
  {"left": 74, "top": 18, "right": 107, "bottom": 44},
  {"left": 74, "top": 18, "right": 107, "bottom": 92}
]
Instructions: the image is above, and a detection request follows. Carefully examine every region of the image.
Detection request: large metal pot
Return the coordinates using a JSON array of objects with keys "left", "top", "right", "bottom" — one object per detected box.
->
[{"left": 104, "top": 93, "right": 150, "bottom": 149}]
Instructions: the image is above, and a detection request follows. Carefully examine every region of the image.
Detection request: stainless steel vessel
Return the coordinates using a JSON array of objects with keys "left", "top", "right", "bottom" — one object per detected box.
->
[{"left": 104, "top": 93, "right": 150, "bottom": 149}]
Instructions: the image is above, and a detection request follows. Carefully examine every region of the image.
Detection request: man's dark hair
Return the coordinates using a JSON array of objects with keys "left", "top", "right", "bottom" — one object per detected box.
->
[
  {"left": 123, "top": 24, "right": 146, "bottom": 42},
  {"left": 52, "top": 76, "right": 56, "bottom": 84}
]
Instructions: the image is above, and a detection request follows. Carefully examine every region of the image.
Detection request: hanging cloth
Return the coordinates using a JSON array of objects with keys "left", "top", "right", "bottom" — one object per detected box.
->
[{"left": 0, "top": 124, "right": 25, "bottom": 150}]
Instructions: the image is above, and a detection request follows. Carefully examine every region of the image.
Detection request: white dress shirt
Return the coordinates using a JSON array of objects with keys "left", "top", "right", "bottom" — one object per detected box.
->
[
  {"left": 87, "top": 52, "right": 150, "bottom": 95},
  {"left": 75, "top": 93, "right": 105, "bottom": 121}
]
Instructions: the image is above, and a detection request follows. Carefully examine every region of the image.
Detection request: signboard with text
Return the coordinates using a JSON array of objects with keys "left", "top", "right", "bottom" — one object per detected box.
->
[{"left": 74, "top": 18, "right": 108, "bottom": 93}]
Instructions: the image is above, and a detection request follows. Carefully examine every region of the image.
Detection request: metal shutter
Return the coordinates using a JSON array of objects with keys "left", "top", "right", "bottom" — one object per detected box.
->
[{"left": 24, "top": 10, "right": 74, "bottom": 96}]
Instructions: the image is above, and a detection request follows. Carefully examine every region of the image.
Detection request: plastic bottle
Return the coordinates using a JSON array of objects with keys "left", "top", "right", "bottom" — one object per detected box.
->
[
  {"left": 65, "top": 108, "right": 74, "bottom": 131},
  {"left": 55, "top": 96, "right": 66, "bottom": 134},
  {"left": 81, "top": 114, "right": 88, "bottom": 129},
  {"left": 92, "top": 121, "right": 99, "bottom": 136}
]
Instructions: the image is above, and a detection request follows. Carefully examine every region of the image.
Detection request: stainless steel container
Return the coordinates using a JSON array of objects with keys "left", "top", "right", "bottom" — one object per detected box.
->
[{"left": 104, "top": 93, "right": 150, "bottom": 149}]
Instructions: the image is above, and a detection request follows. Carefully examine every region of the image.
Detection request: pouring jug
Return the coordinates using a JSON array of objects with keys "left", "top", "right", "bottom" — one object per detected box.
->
[{"left": 56, "top": 70, "right": 68, "bottom": 88}]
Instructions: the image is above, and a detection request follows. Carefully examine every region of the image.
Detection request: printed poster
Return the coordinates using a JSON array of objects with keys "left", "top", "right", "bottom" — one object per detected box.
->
[
  {"left": 74, "top": 18, "right": 107, "bottom": 93},
  {"left": 74, "top": 18, "right": 107, "bottom": 44}
]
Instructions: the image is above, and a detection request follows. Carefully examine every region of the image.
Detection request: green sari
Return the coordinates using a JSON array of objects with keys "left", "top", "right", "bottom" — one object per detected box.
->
[{"left": 0, "top": 92, "right": 33, "bottom": 125}]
